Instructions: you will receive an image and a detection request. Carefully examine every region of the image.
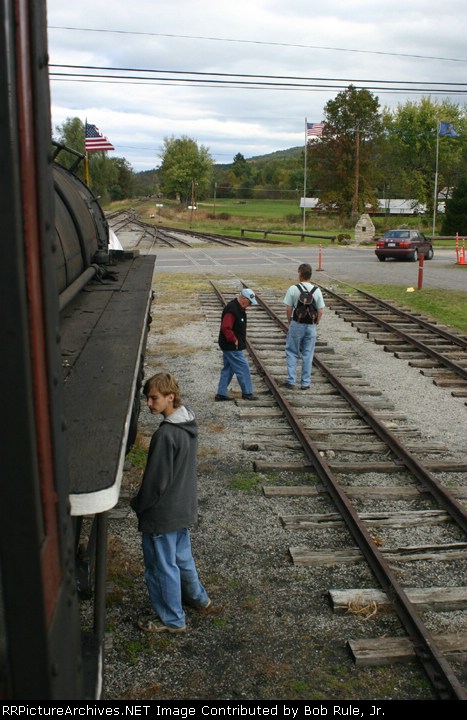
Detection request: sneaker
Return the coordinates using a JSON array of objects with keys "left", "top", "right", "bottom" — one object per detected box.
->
[
  {"left": 195, "top": 599, "right": 212, "bottom": 613},
  {"left": 215, "top": 394, "right": 235, "bottom": 402},
  {"left": 137, "top": 616, "right": 186, "bottom": 634},
  {"left": 284, "top": 382, "right": 296, "bottom": 390},
  {"left": 184, "top": 597, "right": 212, "bottom": 610},
  {"left": 242, "top": 394, "right": 258, "bottom": 401},
  {"left": 300, "top": 386, "right": 310, "bottom": 390}
]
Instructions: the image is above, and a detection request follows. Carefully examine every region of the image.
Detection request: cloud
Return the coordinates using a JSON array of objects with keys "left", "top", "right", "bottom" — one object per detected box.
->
[{"left": 47, "top": 0, "right": 467, "bottom": 171}]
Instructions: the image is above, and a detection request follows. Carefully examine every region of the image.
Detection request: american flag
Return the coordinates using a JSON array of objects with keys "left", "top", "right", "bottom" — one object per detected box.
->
[
  {"left": 306, "top": 122, "right": 324, "bottom": 138},
  {"left": 85, "top": 123, "right": 115, "bottom": 152}
]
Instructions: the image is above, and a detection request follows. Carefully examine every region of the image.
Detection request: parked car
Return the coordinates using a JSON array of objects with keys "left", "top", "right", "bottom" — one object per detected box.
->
[{"left": 375, "top": 229, "right": 434, "bottom": 262}]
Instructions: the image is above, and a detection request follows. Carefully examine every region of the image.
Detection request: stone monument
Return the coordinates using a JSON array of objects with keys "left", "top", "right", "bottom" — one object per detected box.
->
[{"left": 354, "top": 213, "right": 375, "bottom": 244}]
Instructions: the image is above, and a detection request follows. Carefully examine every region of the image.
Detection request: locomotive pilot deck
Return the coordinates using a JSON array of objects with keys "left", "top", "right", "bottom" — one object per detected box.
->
[{"left": 60, "top": 251, "right": 156, "bottom": 516}]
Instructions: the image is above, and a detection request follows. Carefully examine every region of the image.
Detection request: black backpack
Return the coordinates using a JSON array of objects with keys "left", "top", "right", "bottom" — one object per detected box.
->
[{"left": 292, "top": 283, "right": 318, "bottom": 324}]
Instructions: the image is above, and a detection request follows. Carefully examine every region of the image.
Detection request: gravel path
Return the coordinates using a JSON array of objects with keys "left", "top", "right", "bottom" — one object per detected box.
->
[{"left": 100, "top": 271, "right": 466, "bottom": 701}]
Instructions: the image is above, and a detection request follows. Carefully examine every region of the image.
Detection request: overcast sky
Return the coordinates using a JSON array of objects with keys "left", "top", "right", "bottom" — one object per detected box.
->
[{"left": 47, "top": 0, "right": 467, "bottom": 172}]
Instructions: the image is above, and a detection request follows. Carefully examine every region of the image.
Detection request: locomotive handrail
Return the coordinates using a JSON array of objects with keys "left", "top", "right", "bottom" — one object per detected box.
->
[
  {"left": 59, "top": 267, "right": 97, "bottom": 312},
  {"left": 52, "top": 140, "right": 85, "bottom": 174}
]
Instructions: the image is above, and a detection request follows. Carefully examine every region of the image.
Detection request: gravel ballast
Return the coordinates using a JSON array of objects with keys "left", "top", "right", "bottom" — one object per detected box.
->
[{"left": 99, "top": 271, "right": 466, "bottom": 701}]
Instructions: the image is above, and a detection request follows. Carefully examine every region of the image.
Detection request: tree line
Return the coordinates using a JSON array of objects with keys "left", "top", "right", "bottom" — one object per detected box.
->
[{"left": 53, "top": 87, "right": 467, "bottom": 231}]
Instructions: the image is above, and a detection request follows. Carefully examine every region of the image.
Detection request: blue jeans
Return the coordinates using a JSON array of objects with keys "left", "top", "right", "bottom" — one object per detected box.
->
[
  {"left": 285, "top": 320, "right": 317, "bottom": 387},
  {"left": 142, "top": 529, "right": 209, "bottom": 628},
  {"left": 217, "top": 350, "right": 253, "bottom": 396}
]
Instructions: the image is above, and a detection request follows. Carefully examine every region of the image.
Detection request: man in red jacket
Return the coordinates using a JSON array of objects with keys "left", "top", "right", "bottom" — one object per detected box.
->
[{"left": 215, "top": 288, "right": 258, "bottom": 401}]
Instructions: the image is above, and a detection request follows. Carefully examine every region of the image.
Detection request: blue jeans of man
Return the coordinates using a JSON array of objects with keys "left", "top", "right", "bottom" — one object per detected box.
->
[
  {"left": 142, "top": 529, "right": 209, "bottom": 628},
  {"left": 285, "top": 320, "right": 317, "bottom": 387},
  {"left": 217, "top": 349, "right": 253, "bottom": 396}
]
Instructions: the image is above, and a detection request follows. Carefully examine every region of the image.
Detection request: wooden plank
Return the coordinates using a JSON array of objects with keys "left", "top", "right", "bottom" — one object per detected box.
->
[
  {"left": 289, "top": 543, "right": 467, "bottom": 566},
  {"left": 241, "top": 409, "right": 409, "bottom": 420},
  {"left": 433, "top": 379, "right": 467, "bottom": 387},
  {"left": 348, "top": 633, "right": 467, "bottom": 666},
  {"left": 329, "top": 587, "right": 467, "bottom": 613},
  {"left": 304, "top": 427, "right": 420, "bottom": 436},
  {"left": 263, "top": 486, "right": 321, "bottom": 497},
  {"left": 373, "top": 337, "right": 406, "bottom": 345},
  {"left": 281, "top": 509, "right": 449, "bottom": 530},
  {"left": 241, "top": 409, "right": 356, "bottom": 418},
  {"left": 246, "top": 439, "right": 445, "bottom": 452},
  {"left": 409, "top": 360, "right": 442, "bottom": 368},
  {"left": 249, "top": 428, "right": 297, "bottom": 436},
  {"left": 243, "top": 440, "right": 302, "bottom": 451},
  {"left": 393, "top": 353, "right": 427, "bottom": 360},
  {"left": 290, "top": 547, "right": 363, "bottom": 566}
]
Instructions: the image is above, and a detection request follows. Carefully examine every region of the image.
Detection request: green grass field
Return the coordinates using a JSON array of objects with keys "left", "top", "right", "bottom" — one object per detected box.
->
[
  {"left": 108, "top": 198, "right": 466, "bottom": 330},
  {"left": 113, "top": 196, "right": 455, "bottom": 247}
]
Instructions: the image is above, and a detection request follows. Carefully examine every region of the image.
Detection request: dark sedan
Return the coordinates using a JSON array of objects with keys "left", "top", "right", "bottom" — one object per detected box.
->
[{"left": 375, "top": 229, "right": 434, "bottom": 262}]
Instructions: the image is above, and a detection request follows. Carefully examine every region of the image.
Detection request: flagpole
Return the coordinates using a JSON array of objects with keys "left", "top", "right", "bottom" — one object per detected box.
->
[
  {"left": 84, "top": 118, "right": 90, "bottom": 187},
  {"left": 84, "top": 152, "right": 89, "bottom": 186},
  {"left": 432, "top": 121, "right": 440, "bottom": 238},
  {"left": 303, "top": 118, "right": 307, "bottom": 233}
]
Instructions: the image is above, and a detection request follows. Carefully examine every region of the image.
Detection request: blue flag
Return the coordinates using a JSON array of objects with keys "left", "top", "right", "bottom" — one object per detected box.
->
[{"left": 439, "top": 121, "right": 458, "bottom": 137}]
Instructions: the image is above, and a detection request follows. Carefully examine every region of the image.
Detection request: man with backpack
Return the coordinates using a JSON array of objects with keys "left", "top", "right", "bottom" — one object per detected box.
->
[{"left": 283, "top": 263, "right": 325, "bottom": 390}]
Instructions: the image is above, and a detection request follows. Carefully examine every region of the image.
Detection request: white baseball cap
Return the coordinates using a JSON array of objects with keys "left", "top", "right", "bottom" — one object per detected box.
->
[{"left": 241, "top": 288, "right": 258, "bottom": 305}]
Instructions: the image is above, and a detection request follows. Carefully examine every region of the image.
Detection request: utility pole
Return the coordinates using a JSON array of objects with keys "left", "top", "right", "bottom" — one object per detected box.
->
[
  {"left": 432, "top": 121, "right": 440, "bottom": 238},
  {"left": 352, "top": 126, "right": 360, "bottom": 217},
  {"left": 190, "top": 179, "right": 197, "bottom": 228}
]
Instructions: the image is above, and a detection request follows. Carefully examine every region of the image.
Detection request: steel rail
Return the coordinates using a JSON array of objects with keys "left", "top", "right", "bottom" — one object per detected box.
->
[
  {"left": 211, "top": 280, "right": 466, "bottom": 700},
  {"left": 251, "top": 289, "right": 467, "bottom": 533},
  {"left": 186, "top": 230, "right": 250, "bottom": 247},
  {"left": 160, "top": 226, "right": 249, "bottom": 248},
  {"left": 153, "top": 227, "right": 195, "bottom": 248},
  {"left": 318, "top": 284, "right": 467, "bottom": 379},
  {"left": 344, "top": 286, "right": 467, "bottom": 349}
]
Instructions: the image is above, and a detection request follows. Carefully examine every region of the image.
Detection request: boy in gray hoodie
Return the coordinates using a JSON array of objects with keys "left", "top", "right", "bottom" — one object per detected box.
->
[{"left": 130, "top": 373, "right": 210, "bottom": 633}]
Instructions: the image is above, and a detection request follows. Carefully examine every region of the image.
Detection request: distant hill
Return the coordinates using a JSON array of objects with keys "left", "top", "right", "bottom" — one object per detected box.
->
[
  {"left": 132, "top": 168, "right": 159, "bottom": 196},
  {"left": 215, "top": 146, "right": 303, "bottom": 169},
  {"left": 134, "top": 146, "right": 303, "bottom": 178},
  {"left": 245, "top": 146, "right": 303, "bottom": 163},
  {"left": 132, "top": 145, "right": 304, "bottom": 195}
]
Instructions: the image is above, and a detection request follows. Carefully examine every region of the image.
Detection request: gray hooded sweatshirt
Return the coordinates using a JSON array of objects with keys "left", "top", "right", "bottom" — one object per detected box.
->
[{"left": 130, "top": 406, "right": 198, "bottom": 533}]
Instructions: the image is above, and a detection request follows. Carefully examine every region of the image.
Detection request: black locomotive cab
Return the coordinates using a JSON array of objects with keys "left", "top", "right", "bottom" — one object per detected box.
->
[{"left": 0, "top": 0, "right": 155, "bottom": 700}]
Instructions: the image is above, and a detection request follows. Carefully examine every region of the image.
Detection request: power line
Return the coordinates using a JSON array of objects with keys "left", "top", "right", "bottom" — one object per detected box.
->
[
  {"left": 49, "top": 66, "right": 467, "bottom": 95},
  {"left": 48, "top": 25, "right": 467, "bottom": 65},
  {"left": 50, "top": 64, "right": 467, "bottom": 87}
]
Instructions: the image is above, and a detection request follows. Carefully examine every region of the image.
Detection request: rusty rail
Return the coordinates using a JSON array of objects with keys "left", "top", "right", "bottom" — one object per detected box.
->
[{"left": 210, "top": 279, "right": 467, "bottom": 700}]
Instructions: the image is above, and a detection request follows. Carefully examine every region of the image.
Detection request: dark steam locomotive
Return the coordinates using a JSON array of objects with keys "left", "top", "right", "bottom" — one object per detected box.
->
[{"left": 0, "top": 0, "right": 155, "bottom": 699}]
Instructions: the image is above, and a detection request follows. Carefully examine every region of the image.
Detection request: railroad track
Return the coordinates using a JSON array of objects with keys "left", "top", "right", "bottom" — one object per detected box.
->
[
  {"left": 108, "top": 213, "right": 191, "bottom": 250},
  {"left": 202, "top": 280, "right": 467, "bottom": 700},
  {"left": 156, "top": 226, "right": 250, "bottom": 247},
  {"left": 319, "top": 283, "right": 467, "bottom": 399},
  {"left": 108, "top": 213, "right": 251, "bottom": 249}
]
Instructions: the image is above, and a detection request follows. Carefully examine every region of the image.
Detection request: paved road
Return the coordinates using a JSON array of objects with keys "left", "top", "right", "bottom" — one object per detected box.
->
[{"left": 149, "top": 243, "right": 466, "bottom": 291}]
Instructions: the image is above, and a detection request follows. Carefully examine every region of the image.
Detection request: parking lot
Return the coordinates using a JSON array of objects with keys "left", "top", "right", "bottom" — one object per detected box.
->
[{"left": 152, "top": 244, "right": 466, "bottom": 291}]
